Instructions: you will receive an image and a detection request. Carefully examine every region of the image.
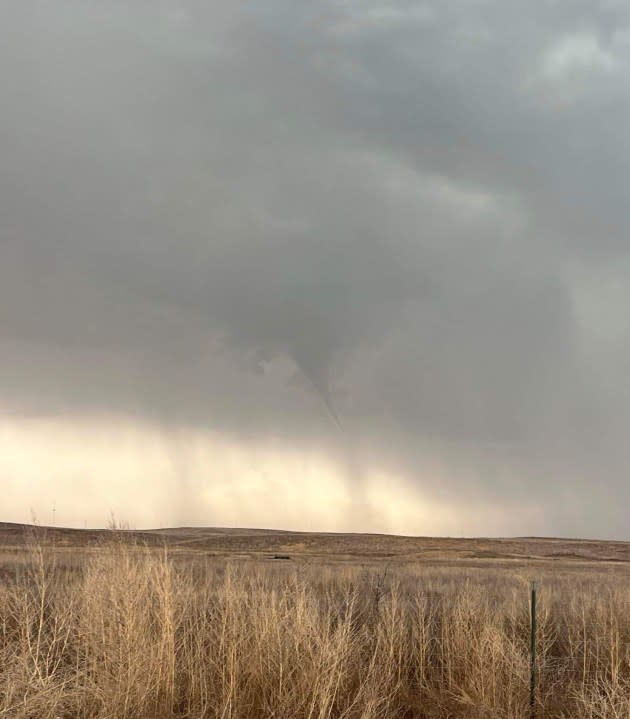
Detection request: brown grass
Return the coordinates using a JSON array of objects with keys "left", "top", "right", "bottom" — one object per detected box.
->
[{"left": 1, "top": 530, "right": 630, "bottom": 718}]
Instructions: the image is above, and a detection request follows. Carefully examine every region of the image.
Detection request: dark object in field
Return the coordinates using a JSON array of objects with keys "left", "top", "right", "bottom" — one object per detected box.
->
[{"left": 272, "top": 554, "right": 291, "bottom": 560}]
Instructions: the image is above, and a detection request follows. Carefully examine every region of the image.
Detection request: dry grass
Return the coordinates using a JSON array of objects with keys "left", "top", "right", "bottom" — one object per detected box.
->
[{"left": 1, "top": 532, "right": 630, "bottom": 718}]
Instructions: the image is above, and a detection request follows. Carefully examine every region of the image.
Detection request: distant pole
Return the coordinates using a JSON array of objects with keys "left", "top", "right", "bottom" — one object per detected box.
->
[{"left": 530, "top": 581, "right": 537, "bottom": 719}]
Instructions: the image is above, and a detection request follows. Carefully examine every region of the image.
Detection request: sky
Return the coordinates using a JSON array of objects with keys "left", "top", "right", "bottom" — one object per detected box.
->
[{"left": 2, "top": 0, "right": 630, "bottom": 538}]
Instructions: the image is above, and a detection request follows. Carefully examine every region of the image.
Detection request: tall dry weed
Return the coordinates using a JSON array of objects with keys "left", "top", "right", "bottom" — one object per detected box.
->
[{"left": 1, "top": 541, "right": 629, "bottom": 718}]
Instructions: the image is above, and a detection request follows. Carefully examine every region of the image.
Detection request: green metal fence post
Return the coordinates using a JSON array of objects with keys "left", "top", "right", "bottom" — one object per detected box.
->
[{"left": 530, "top": 581, "right": 537, "bottom": 719}]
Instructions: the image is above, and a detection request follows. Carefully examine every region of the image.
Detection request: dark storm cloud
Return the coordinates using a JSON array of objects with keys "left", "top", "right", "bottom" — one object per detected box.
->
[{"left": 2, "top": 0, "right": 630, "bottom": 535}]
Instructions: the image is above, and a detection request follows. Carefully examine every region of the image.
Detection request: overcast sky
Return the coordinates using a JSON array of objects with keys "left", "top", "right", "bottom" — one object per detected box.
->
[{"left": 2, "top": 0, "right": 630, "bottom": 537}]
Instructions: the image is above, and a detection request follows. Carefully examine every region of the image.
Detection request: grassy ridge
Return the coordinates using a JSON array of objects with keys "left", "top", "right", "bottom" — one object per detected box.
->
[{"left": 1, "top": 534, "right": 629, "bottom": 717}]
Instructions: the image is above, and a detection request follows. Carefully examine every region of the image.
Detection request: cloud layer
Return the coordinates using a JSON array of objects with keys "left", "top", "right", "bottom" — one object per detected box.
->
[{"left": 2, "top": 0, "right": 630, "bottom": 536}]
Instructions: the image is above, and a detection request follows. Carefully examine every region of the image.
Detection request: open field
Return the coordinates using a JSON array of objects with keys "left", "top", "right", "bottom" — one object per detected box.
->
[
  {"left": 1, "top": 524, "right": 630, "bottom": 718},
  {"left": 3, "top": 521, "right": 630, "bottom": 568}
]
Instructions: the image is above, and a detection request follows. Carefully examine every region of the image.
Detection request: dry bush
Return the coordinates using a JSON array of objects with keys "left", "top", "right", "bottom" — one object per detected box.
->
[{"left": 1, "top": 541, "right": 630, "bottom": 718}]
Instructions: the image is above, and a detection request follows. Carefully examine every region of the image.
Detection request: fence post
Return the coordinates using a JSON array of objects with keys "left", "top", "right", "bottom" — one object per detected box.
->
[{"left": 530, "top": 581, "right": 537, "bottom": 719}]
